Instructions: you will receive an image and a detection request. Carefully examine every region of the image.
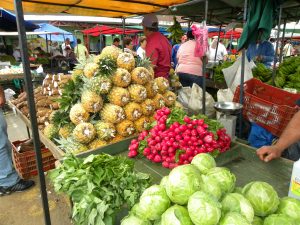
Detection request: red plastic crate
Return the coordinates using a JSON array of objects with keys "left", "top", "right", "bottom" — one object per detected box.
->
[
  {"left": 12, "top": 140, "right": 56, "bottom": 179},
  {"left": 233, "top": 78, "right": 300, "bottom": 137}
]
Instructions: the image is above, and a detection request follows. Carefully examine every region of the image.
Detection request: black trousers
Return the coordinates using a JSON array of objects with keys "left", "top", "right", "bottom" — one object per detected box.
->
[{"left": 178, "top": 72, "right": 204, "bottom": 88}]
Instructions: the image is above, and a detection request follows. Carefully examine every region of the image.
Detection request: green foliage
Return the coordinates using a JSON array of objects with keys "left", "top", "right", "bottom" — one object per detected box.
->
[
  {"left": 213, "top": 61, "right": 234, "bottom": 83},
  {"left": 252, "top": 63, "right": 272, "bottom": 82},
  {"left": 167, "top": 17, "right": 184, "bottom": 44},
  {"left": 97, "top": 56, "right": 117, "bottom": 77}
]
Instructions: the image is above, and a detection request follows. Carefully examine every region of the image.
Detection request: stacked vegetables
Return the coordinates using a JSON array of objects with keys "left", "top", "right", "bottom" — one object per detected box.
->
[
  {"left": 121, "top": 153, "right": 300, "bottom": 225},
  {"left": 128, "top": 107, "right": 231, "bottom": 169},
  {"left": 213, "top": 61, "right": 234, "bottom": 84}
]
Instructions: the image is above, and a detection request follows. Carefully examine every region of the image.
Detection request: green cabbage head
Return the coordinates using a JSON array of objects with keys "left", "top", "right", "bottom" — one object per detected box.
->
[
  {"left": 200, "top": 174, "right": 222, "bottom": 200},
  {"left": 206, "top": 167, "right": 236, "bottom": 195},
  {"left": 187, "top": 191, "right": 222, "bottom": 225},
  {"left": 161, "top": 205, "right": 193, "bottom": 225},
  {"left": 252, "top": 216, "right": 264, "bottom": 225},
  {"left": 221, "top": 193, "right": 254, "bottom": 223},
  {"left": 242, "top": 182, "right": 279, "bottom": 217},
  {"left": 191, "top": 153, "right": 216, "bottom": 174},
  {"left": 160, "top": 176, "right": 168, "bottom": 189},
  {"left": 121, "top": 215, "right": 151, "bottom": 225},
  {"left": 263, "top": 214, "right": 295, "bottom": 225},
  {"left": 165, "top": 165, "right": 202, "bottom": 205},
  {"left": 134, "top": 185, "right": 170, "bottom": 221},
  {"left": 276, "top": 197, "right": 300, "bottom": 222},
  {"left": 219, "top": 212, "right": 251, "bottom": 225}
]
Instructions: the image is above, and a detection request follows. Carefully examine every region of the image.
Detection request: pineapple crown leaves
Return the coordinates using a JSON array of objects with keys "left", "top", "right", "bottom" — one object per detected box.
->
[
  {"left": 135, "top": 56, "right": 153, "bottom": 69},
  {"left": 51, "top": 110, "right": 71, "bottom": 127},
  {"left": 97, "top": 56, "right": 117, "bottom": 77}
]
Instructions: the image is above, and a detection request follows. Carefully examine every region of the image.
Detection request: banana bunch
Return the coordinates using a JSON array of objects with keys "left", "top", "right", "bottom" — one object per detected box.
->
[{"left": 167, "top": 17, "right": 184, "bottom": 44}]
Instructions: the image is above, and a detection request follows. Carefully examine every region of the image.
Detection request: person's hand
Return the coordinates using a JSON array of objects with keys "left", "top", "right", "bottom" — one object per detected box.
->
[
  {"left": 256, "top": 145, "right": 283, "bottom": 162},
  {"left": 0, "top": 95, "right": 5, "bottom": 108}
]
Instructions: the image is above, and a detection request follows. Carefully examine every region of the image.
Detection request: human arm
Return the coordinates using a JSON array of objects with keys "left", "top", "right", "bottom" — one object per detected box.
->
[
  {"left": 0, "top": 85, "right": 5, "bottom": 107},
  {"left": 257, "top": 110, "right": 300, "bottom": 162}
]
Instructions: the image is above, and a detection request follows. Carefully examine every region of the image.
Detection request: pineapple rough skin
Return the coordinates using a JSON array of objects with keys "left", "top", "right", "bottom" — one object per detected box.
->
[
  {"left": 100, "top": 104, "right": 125, "bottom": 124},
  {"left": 43, "top": 124, "right": 59, "bottom": 140},
  {"left": 116, "top": 120, "right": 136, "bottom": 137},
  {"left": 128, "top": 84, "right": 147, "bottom": 103},
  {"left": 94, "top": 121, "right": 116, "bottom": 141},
  {"left": 109, "top": 134, "right": 124, "bottom": 144},
  {"left": 124, "top": 102, "right": 143, "bottom": 121},
  {"left": 131, "top": 67, "right": 151, "bottom": 85},
  {"left": 154, "top": 77, "right": 170, "bottom": 94},
  {"left": 88, "top": 139, "right": 107, "bottom": 150},
  {"left": 134, "top": 116, "right": 150, "bottom": 133},
  {"left": 117, "top": 52, "right": 135, "bottom": 72},
  {"left": 81, "top": 90, "right": 103, "bottom": 113},
  {"left": 83, "top": 63, "right": 99, "bottom": 78},
  {"left": 84, "top": 76, "right": 112, "bottom": 95},
  {"left": 59, "top": 124, "right": 75, "bottom": 139},
  {"left": 108, "top": 87, "right": 130, "bottom": 107},
  {"left": 144, "top": 80, "right": 158, "bottom": 99},
  {"left": 153, "top": 94, "right": 166, "bottom": 109},
  {"left": 111, "top": 68, "right": 131, "bottom": 87},
  {"left": 69, "top": 103, "right": 90, "bottom": 125},
  {"left": 141, "top": 99, "right": 156, "bottom": 116},
  {"left": 72, "top": 122, "right": 96, "bottom": 144},
  {"left": 163, "top": 91, "right": 177, "bottom": 107},
  {"left": 98, "top": 46, "right": 121, "bottom": 61}
]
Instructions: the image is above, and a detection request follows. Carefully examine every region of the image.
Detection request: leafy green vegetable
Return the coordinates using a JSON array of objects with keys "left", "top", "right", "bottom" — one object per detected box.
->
[
  {"left": 242, "top": 181, "right": 279, "bottom": 217},
  {"left": 252, "top": 63, "right": 272, "bottom": 82},
  {"left": 263, "top": 214, "right": 295, "bottom": 225},
  {"left": 276, "top": 196, "right": 300, "bottom": 222},
  {"left": 252, "top": 216, "right": 264, "bottom": 225},
  {"left": 219, "top": 212, "right": 251, "bottom": 225},
  {"left": 199, "top": 175, "right": 222, "bottom": 200},
  {"left": 161, "top": 205, "right": 193, "bottom": 225},
  {"left": 50, "top": 154, "right": 151, "bottom": 225},
  {"left": 166, "top": 107, "right": 186, "bottom": 127},
  {"left": 191, "top": 153, "right": 216, "bottom": 174},
  {"left": 192, "top": 114, "right": 224, "bottom": 136},
  {"left": 213, "top": 61, "right": 234, "bottom": 84},
  {"left": 160, "top": 176, "right": 168, "bottom": 189},
  {"left": 121, "top": 215, "right": 151, "bottom": 225}
]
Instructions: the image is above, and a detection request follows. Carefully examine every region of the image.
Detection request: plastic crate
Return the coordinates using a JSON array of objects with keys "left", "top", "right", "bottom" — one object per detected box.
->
[
  {"left": 233, "top": 78, "right": 300, "bottom": 137},
  {"left": 12, "top": 140, "right": 56, "bottom": 179}
]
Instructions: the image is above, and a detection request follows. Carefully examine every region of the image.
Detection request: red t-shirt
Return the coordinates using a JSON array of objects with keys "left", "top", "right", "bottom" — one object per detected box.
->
[{"left": 145, "top": 32, "right": 172, "bottom": 78}]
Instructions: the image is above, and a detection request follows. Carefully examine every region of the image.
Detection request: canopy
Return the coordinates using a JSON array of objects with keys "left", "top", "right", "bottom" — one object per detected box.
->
[
  {"left": 34, "top": 23, "right": 75, "bottom": 42},
  {"left": 0, "top": 0, "right": 188, "bottom": 18},
  {"left": 82, "top": 25, "right": 142, "bottom": 36},
  {"left": 0, "top": 8, "right": 38, "bottom": 31},
  {"left": 208, "top": 30, "right": 242, "bottom": 39}
]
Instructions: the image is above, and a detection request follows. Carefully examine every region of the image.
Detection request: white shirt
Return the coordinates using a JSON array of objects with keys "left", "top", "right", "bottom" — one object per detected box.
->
[
  {"left": 208, "top": 43, "right": 228, "bottom": 61},
  {"left": 137, "top": 47, "right": 146, "bottom": 59},
  {"left": 61, "top": 43, "right": 71, "bottom": 57}
]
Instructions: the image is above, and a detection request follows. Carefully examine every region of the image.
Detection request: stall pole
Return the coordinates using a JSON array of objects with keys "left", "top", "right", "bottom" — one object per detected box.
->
[
  {"left": 201, "top": 0, "right": 208, "bottom": 115},
  {"left": 122, "top": 17, "right": 126, "bottom": 51},
  {"left": 238, "top": 0, "right": 248, "bottom": 138},
  {"left": 272, "top": 5, "right": 282, "bottom": 85},
  {"left": 14, "top": 1, "right": 52, "bottom": 225},
  {"left": 279, "top": 19, "right": 287, "bottom": 63},
  {"left": 46, "top": 34, "right": 49, "bottom": 53},
  {"left": 214, "top": 24, "right": 223, "bottom": 62}
]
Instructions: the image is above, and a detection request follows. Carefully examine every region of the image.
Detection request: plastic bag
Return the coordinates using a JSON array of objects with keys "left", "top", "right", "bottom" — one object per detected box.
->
[
  {"left": 248, "top": 123, "right": 276, "bottom": 148},
  {"left": 178, "top": 83, "right": 215, "bottom": 117},
  {"left": 216, "top": 89, "right": 234, "bottom": 119},
  {"left": 4, "top": 88, "right": 16, "bottom": 101},
  {"left": 222, "top": 56, "right": 254, "bottom": 93}
]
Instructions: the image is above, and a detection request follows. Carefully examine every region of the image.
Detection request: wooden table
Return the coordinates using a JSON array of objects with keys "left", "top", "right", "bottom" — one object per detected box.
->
[{"left": 0, "top": 73, "right": 25, "bottom": 81}]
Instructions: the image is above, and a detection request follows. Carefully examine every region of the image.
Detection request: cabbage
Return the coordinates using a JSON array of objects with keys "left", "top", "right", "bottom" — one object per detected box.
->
[
  {"left": 121, "top": 215, "right": 151, "bottom": 225},
  {"left": 263, "top": 214, "right": 295, "bottom": 225},
  {"left": 206, "top": 167, "right": 236, "bottom": 195},
  {"left": 219, "top": 212, "right": 251, "bottom": 225},
  {"left": 153, "top": 219, "right": 161, "bottom": 225},
  {"left": 161, "top": 205, "right": 193, "bottom": 225},
  {"left": 187, "top": 191, "right": 222, "bottom": 225},
  {"left": 233, "top": 187, "right": 243, "bottom": 194},
  {"left": 221, "top": 193, "right": 254, "bottom": 223},
  {"left": 276, "top": 197, "right": 300, "bottom": 222},
  {"left": 200, "top": 175, "right": 222, "bottom": 200},
  {"left": 165, "top": 165, "right": 202, "bottom": 205},
  {"left": 252, "top": 216, "right": 264, "bottom": 225},
  {"left": 160, "top": 176, "right": 168, "bottom": 189},
  {"left": 134, "top": 185, "right": 170, "bottom": 220},
  {"left": 242, "top": 182, "right": 279, "bottom": 217},
  {"left": 191, "top": 153, "right": 216, "bottom": 174}
]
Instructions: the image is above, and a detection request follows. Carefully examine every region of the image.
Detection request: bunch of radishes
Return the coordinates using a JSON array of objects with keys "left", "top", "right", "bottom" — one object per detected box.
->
[{"left": 128, "top": 107, "right": 231, "bottom": 169}]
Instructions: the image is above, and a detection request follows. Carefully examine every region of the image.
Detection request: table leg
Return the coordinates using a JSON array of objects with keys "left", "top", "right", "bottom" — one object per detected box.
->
[{"left": 26, "top": 126, "right": 31, "bottom": 138}]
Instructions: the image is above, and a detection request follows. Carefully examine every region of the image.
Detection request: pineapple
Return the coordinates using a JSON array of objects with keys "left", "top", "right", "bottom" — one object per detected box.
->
[
  {"left": 58, "top": 123, "right": 75, "bottom": 139},
  {"left": 134, "top": 116, "right": 150, "bottom": 132},
  {"left": 153, "top": 94, "right": 166, "bottom": 109},
  {"left": 108, "top": 87, "right": 130, "bottom": 107},
  {"left": 69, "top": 103, "right": 90, "bottom": 125},
  {"left": 72, "top": 122, "right": 96, "bottom": 144},
  {"left": 141, "top": 99, "right": 156, "bottom": 116},
  {"left": 83, "top": 76, "right": 112, "bottom": 95},
  {"left": 97, "top": 46, "right": 121, "bottom": 61},
  {"left": 43, "top": 124, "right": 58, "bottom": 140},
  {"left": 148, "top": 67, "right": 155, "bottom": 79},
  {"left": 116, "top": 120, "right": 136, "bottom": 137},
  {"left": 144, "top": 80, "right": 158, "bottom": 98},
  {"left": 81, "top": 90, "right": 103, "bottom": 113},
  {"left": 163, "top": 91, "right": 177, "bottom": 107},
  {"left": 131, "top": 67, "right": 151, "bottom": 85},
  {"left": 97, "top": 56, "right": 117, "bottom": 77},
  {"left": 94, "top": 121, "right": 116, "bottom": 141},
  {"left": 154, "top": 77, "right": 170, "bottom": 94},
  {"left": 124, "top": 102, "right": 142, "bottom": 121},
  {"left": 128, "top": 84, "right": 147, "bottom": 103},
  {"left": 88, "top": 139, "right": 107, "bottom": 149},
  {"left": 100, "top": 104, "right": 125, "bottom": 124},
  {"left": 136, "top": 56, "right": 154, "bottom": 79},
  {"left": 111, "top": 68, "right": 131, "bottom": 87},
  {"left": 174, "top": 101, "right": 184, "bottom": 109},
  {"left": 49, "top": 110, "right": 58, "bottom": 124},
  {"left": 148, "top": 115, "right": 156, "bottom": 123},
  {"left": 57, "top": 138, "right": 88, "bottom": 154},
  {"left": 109, "top": 134, "right": 124, "bottom": 144},
  {"left": 71, "top": 69, "right": 84, "bottom": 83},
  {"left": 83, "top": 63, "right": 99, "bottom": 78},
  {"left": 117, "top": 52, "right": 135, "bottom": 72}
]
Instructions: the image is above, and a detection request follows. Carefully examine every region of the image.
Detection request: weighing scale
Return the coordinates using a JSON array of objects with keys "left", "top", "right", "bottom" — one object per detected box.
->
[{"left": 214, "top": 101, "right": 243, "bottom": 140}]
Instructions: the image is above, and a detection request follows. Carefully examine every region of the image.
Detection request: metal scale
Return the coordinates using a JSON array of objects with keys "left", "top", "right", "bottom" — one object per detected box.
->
[{"left": 214, "top": 102, "right": 243, "bottom": 140}]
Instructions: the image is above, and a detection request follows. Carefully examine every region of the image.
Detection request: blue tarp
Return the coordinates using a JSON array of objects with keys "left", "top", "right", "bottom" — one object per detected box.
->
[
  {"left": 34, "top": 23, "right": 75, "bottom": 42},
  {"left": 0, "top": 8, "right": 38, "bottom": 31}
]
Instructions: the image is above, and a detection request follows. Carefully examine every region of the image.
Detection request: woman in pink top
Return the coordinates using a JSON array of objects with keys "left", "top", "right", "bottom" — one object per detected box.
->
[{"left": 176, "top": 31, "right": 203, "bottom": 87}]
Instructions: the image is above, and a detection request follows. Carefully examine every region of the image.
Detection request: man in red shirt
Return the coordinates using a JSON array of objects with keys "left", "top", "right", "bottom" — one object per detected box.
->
[{"left": 142, "top": 14, "right": 172, "bottom": 78}]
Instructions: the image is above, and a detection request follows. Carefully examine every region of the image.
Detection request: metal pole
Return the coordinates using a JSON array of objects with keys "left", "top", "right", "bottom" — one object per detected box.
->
[
  {"left": 201, "top": 0, "right": 208, "bottom": 115},
  {"left": 14, "top": 1, "right": 51, "bottom": 225},
  {"left": 214, "top": 24, "right": 222, "bottom": 62},
  {"left": 238, "top": 0, "right": 248, "bottom": 138},
  {"left": 46, "top": 34, "right": 49, "bottom": 53},
  {"left": 272, "top": 6, "right": 282, "bottom": 85},
  {"left": 122, "top": 17, "right": 126, "bottom": 51},
  {"left": 279, "top": 19, "right": 287, "bottom": 63}
]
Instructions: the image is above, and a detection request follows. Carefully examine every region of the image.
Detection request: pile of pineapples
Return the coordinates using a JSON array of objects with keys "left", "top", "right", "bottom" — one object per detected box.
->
[{"left": 43, "top": 46, "right": 180, "bottom": 154}]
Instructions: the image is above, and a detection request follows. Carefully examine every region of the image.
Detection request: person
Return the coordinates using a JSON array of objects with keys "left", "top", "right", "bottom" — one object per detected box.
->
[
  {"left": 112, "top": 38, "right": 120, "bottom": 48},
  {"left": 74, "top": 39, "right": 89, "bottom": 63},
  {"left": 283, "top": 39, "right": 293, "bottom": 57},
  {"left": 65, "top": 46, "right": 77, "bottom": 70},
  {"left": 61, "top": 38, "right": 71, "bottom": 57},
  {"left": 171, "top": 35, "right": 187, "bottom": 68},
  {"left": 208, "top": 37, "right": 228, "bottom": 62},
  {"left": 123, "top": 37, "right": 137, "bottom": 56},
  {"left": 176, "top": 30, "right": 203, "bottom": 87},
  {"left": 136, "top": 36, "right": 147, "bottom": 59},
  {"left": 50, "top": 42, "right": 62, "bottom": 57},
  {"left": 246, "top": 38, "right": 275, "bottom": 68},
  {"left": 13, "top": 47, "right": 21, "bottom": 62},
  {"left": 142, "top": 14, "right": 172, "bottom": 78},
  {"left": 257, "top": 110, "right": 300, "bottom": 162},
  {"left": 0, "top": 85, "right": 35, "bottom": 196}
]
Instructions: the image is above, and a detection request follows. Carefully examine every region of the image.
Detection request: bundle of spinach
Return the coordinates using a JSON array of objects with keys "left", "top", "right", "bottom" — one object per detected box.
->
[{"left": 50, "top": 154, "right": 151, "bottom": 225}]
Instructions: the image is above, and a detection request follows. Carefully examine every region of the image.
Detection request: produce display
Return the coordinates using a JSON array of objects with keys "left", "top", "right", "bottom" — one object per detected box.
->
[
  {"left": 46, "top": 47, "right": 179, "bottom": 154},
  {"left": 213, "top": 61, "right": 234, "bottom": 84},
  {"left": 167, "top": 16, "right": 185, "bottom": 44},
  {"left": 128, "top": 107, "right": 231, "bottom": 169},
  {"left": 50, "top": 153, "right": 151, "bottom": 225},
  {"left": 0, "top": 66, "right": 23, "bottom": 75},
  {"left": 121, "top": 153, "right": 300, "bottom": 225}
]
